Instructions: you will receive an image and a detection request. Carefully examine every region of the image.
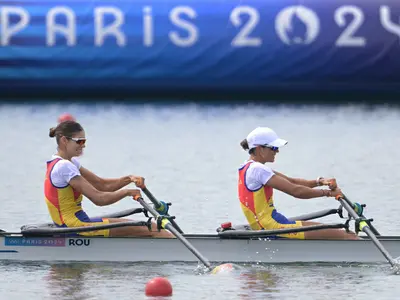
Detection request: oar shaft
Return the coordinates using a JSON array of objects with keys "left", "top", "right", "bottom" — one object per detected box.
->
[
  {"left": 342, "top": 194, "right": 380, "bottom": 235},
  {"left": 136, "top": 197, "right": 212, "bottom": 269},
  {"left": 164, "top": 222, "right": 211, "bottom": 268},
  {"left": 142, "top": 187, "right": 184, "bottom": 234},
  {"left": 363, "top": 226, "right": 396, "bottom": 265},
  {"left": 141, "top": 187, "right": 162, "bottom": 208},
  {"left": 338, "top": 198, "right": 397, "bottom": 268}
]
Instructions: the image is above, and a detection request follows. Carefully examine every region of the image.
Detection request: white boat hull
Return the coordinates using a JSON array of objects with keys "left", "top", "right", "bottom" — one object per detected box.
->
[{"left": 1, "top": 234, "right": 400, "bottom": 264}]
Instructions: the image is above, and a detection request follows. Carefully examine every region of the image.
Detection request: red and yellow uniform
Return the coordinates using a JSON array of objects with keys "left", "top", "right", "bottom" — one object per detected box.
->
[
  {"left": 238, "top": 161, "right": 305, "bottom": 239},
  {"left": 44, "top": 157, "right": 110, "bottom": 236}
]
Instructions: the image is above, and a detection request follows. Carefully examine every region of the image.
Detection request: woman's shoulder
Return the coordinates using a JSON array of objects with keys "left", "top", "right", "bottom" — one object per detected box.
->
[
  {"left": 50, "top": 155, "right": 80, "bottom": 171},
  {"left": 240, "top": 161, "right": 274, "bottom": 178},
  {"left": 71, "top": 157, "right": 81, "bottom": 169},
  {"left": 248, "top": 161, "right": 273, "bottom": 172}
]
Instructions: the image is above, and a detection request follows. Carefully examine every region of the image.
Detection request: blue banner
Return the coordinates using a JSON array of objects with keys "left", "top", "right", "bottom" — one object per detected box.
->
[{"left": 0, "top": 0, "right": 400, "bottom": 94}]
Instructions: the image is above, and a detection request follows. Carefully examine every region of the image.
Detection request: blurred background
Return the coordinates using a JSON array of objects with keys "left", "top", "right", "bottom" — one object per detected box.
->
[{"left": 0, "top": 0, "right": 399, "bottom": 101}]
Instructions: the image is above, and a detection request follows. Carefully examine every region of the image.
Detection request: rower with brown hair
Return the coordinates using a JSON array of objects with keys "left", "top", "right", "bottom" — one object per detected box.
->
[
  {"left": 44, "top": 120, "right": 173, "bottom": 238},
  {"left": 238, "top": 127, "right": 359, "bottom": 240}
]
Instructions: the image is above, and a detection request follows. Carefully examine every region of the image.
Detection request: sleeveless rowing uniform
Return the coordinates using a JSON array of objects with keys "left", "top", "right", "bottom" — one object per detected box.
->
[
  {"left": 44, "top": 155, "right": 110, "bottom": 237},
  {"left": 238, "top": 160, "right": 305, "bottom": 239}
]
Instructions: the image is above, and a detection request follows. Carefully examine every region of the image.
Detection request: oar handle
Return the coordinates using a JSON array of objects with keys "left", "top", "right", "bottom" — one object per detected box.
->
[{"left": 140, "top": 186, "right": 185, "bottom": 234}]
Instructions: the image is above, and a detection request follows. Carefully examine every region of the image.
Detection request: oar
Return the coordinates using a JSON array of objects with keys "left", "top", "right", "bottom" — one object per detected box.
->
[
  {"left": 135, "top": 196, "right": 228, "bottom": 273},
  {"left": 336, "top": 195, "right": 399, "bottom": 270},
  {"left": 141, "top": 186, "right": 184, "bottom": 234},
  {"left": 328, "top": 180, "right": 380, "bottom": 235},
  {"left": 341, "top": 194, "right": 380, "bottom": 235}
]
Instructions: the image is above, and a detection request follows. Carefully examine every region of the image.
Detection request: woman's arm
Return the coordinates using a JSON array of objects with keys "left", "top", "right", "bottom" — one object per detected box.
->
[
  {"left": 267, "top": 174, "right": 341, "bottom": 199},
  {"left": 79, "top": 167, "right": 143, "bottom": 192},
  {"left": 274, "top": 171, "right": 337, "bottom": 189},
  {"left": 69, "top": 175, "right": 141, "bottom": 206},
  {"left": 273, "top": 170, "right": 319, "bottom": 188}
]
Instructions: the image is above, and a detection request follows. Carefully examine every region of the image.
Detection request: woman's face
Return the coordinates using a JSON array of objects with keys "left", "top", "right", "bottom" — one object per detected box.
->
[
  {"left": 61, "top": 130, "right": 86, "bottom": 157},
  {"left": 259, "top": 145, "right": 279, "bottom": 163}
]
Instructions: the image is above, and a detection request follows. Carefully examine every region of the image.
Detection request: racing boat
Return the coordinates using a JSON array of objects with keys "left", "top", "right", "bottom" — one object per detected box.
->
[{"left": 1, "top": 191, "right": 399, "bottom": 267}]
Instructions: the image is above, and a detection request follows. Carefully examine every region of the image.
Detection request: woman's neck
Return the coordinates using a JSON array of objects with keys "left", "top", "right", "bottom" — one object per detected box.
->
[
  {"left": 249, "top": 155, "right": 265, "bottom": 164},
  {"left": 56, "top": 149, "right": 72, "bottom": 161}
]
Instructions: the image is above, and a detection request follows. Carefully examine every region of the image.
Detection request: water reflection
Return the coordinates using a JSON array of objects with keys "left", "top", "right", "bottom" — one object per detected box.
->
[
  {"left": 237, "top": 267, "right": 280, "bottom": 299},
  {"left": 45, "top": 263, "right": 96, "bottom": 300}
]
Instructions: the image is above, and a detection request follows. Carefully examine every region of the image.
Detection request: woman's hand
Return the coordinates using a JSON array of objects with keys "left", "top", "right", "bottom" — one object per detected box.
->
[
  {"left": 127, "top": 189, "right": 142, "bottom": 200},
  {"left": 321, "top": 187, "right": 343, "bottom": 199},
  {"left": 129, "top": 176, "right": 145, "bottom": 189},
  {"left": 330, "top": 187, "right": 343, "bottom": 199},
  {"left": 318, "top": 177, "right": 337, "bottom": 190}
]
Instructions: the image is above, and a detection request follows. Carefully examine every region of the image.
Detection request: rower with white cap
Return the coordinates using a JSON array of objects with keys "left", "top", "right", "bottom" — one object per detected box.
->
[{"left": 238, "top": 127, "right": 359, "bottom": 240}]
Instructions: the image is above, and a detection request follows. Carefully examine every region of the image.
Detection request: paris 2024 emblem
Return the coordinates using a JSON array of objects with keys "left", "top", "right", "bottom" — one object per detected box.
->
[{"left": 275, "top": 5, "right": 320, "bottom": 45}]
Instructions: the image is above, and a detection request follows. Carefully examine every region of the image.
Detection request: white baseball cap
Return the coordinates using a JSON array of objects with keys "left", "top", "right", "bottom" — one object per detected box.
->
[{"left": 246, "top": 127, "right": 288, "bottom": 149}]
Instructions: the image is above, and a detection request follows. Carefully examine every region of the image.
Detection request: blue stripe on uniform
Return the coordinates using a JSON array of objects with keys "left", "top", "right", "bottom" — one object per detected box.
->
[{"left": 271, "top": 210, "right": 296, "bottom": 225}]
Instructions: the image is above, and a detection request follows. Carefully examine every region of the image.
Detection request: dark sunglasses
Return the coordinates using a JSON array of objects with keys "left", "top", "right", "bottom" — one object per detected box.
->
[
  {"left": 262, "top": 145, "right": 279, "bottom": 152},
  {"left": 66, "top": 137, "right": 86, "bottom": 146}
]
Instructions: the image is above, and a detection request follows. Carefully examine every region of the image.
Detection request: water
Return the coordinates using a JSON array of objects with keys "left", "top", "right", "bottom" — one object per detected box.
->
[
  {"left": 0, "top": 102, "right": 400, "bottom": 299},
  {"left": 1, "top": 261, "right": 397, "bottom": 300}
]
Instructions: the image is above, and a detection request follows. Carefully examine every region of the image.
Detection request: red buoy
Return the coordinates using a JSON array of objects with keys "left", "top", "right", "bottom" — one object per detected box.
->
[
  {"left": 145, "top": 277, "right": 173, "bottom": 297},
  {"left": 58, "top": 113, "right": 76, "bottom": 123}
]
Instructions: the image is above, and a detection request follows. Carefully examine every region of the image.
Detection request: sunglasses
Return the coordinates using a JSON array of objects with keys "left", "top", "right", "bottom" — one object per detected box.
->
[
  {"left": 262, "top": 144, "right": 279, "bottom": 152},
  {"left": 66, "top": 137, "right": 86, "bottom": 146}
]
